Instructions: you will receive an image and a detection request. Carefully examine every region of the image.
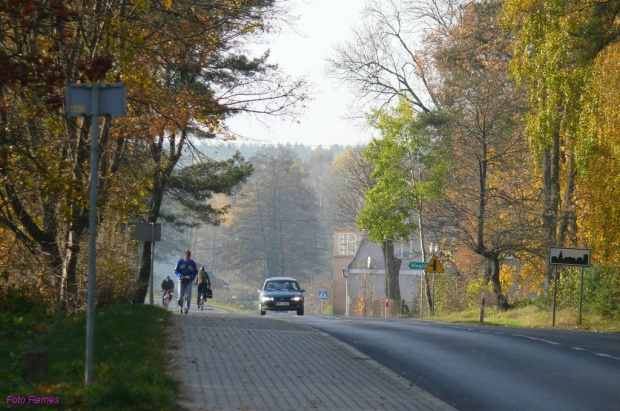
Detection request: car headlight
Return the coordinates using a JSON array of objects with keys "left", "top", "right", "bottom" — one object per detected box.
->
[
  {"left": 260, "top": 296, "right": 274, "bottom": 303},
  {"left": 291, "top": 295, "right": 303, "bottom": 302}
]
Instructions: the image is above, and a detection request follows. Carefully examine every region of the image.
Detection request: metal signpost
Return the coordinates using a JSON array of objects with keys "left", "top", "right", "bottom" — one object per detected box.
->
[
  {"left": 408, "top": 262, "right": 426, "bottom": 315},
  {"left": 66, "top": 83, "right": 126, "bottom": 386},
  {"left": 548, "top": 247, "right": 591, "bottom": 327},
  {"left": 425, "top": 255, "right": 444, "bottom": 316},
  {"left": 318, "top": 290, "right": 328, "bottom": 314}
]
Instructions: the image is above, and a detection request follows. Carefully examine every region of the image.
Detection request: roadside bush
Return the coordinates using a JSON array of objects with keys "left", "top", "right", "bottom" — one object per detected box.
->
[
  {"left": 0, "top": 283, "right": 48, "bottom": 315},
  {"left": 536, "top": 264, "right": 620, "bottom": 322},
  {"left": 433, "top": 273, "right": 468, "bottom": 314},
  {"left": 584, "top": 264, "right": 620, "bottom": 321},
  {"left": 466, "top": 278, "right": 494, "bottom": 309}
]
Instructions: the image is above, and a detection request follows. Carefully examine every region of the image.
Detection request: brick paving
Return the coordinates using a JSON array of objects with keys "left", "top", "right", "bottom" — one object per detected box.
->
[{"left": 165, "top": 310, "right": 455, "bottom": 411}]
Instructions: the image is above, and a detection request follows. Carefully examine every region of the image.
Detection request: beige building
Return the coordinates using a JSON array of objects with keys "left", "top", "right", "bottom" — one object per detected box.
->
[
  {"left": 332, "top": 229, "right": 361, "bottom": 315},
  {"left": 332, "top": 230, "right": 426, "bottom": 316}
]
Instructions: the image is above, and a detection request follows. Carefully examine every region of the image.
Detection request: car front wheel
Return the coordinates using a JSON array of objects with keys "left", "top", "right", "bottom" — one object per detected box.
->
[
  {"left": 259, "top": 304, "right": 266, "bottom": 316},
  {"left": 297, "top": 307, "right": 304, "bottom": 316}
]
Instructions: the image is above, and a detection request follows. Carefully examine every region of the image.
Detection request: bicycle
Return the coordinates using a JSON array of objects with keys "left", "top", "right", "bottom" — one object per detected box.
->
[
  {"left": 162, "top": 290, "right": 173, "bottom": 308},
  {"left": 197, "top": 291, "right": 204, "bottom": 311},
  {"left": 162, "top": 291, "right": 169, "bottom": 308}
]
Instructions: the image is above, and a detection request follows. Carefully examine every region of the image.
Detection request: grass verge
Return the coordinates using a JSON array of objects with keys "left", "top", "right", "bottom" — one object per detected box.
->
[
  {"left": 1, "top": 304, "right": 177, "bottom": 409},
  {"left": 432, "top": 305, "right": 620, "bottom": 333}
]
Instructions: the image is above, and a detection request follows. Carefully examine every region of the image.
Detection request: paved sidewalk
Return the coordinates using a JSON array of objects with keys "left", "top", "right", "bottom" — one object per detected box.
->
[{"left": 166, "top": 310, "right": 455, "bottom": 410}]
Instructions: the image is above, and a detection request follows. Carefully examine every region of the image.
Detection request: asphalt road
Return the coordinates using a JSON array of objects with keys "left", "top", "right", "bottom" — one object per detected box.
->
[{"left": 281, "top": 315, "right": 620, "bottom": 411}]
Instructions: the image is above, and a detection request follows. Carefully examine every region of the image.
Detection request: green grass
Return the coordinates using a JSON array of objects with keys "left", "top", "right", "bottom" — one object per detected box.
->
[
  {"left": 1, "top": 304, "right": 177, "bottom": 409},
  {"left": 431, "top": 305, "right": 620, "bottom": 333}
]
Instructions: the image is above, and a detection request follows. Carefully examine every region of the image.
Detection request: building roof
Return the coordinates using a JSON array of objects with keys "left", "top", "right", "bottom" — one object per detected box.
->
[{"left": 343, "top": 237, "right": 428, "bottom": 276}]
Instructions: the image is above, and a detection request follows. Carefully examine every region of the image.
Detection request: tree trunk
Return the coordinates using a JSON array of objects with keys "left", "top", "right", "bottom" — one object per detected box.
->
[
  {"left": 131, "top": 136, "right": 176, "bottom": 304},
  {"left": 60, "top": 231, "right": 81, "bottom": 313},
  {"left": 381, "top": 239, "right": 402, "bottom": 305},
  {"left": 489, "top": 254, "right": 507, "bottom": 310},
  {"left": 42, "top": 239, "right": 64, "bottom": 313},
  {"left": 541, "top": 136, "right": 560, "bottom": 284},
  {"left": 558, "top": 148, "right": 577, "bottom": 246},
  {"left": 132, "top": 241, "right": 152, "bottom": 304}
]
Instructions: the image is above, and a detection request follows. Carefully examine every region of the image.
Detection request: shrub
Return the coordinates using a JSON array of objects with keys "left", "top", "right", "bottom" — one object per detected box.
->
[
  {"left": 584, "top": 264, "right": 620, "bottom": 320},
  {"left": 0, "top": 284, "right": 48, "bottom": 315},
  {"left": 536, "top": 264, "right": 620, "bottom": 322}
]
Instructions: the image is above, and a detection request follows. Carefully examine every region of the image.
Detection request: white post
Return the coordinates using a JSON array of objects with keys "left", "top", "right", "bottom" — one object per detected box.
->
[{"left": 420, "top": 271, "right": 423, "bottom": 315}]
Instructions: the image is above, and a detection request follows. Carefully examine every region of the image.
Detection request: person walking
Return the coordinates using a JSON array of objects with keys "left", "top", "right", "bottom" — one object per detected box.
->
[
  {"left": 195, "top": 267, "right": 211, "bottom": 307},
  {"left": 175, "top": 250, "right": 197, "bottom": 314}
]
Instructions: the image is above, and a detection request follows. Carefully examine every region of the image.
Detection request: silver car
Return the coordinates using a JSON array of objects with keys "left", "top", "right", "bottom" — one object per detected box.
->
[{"left": 258, "top": 277, "right": 305, "bottom": 316}]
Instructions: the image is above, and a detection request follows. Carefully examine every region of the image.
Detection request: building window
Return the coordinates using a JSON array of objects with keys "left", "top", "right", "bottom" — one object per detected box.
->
[{"left": 338, "top": 233, "right": 357, "bottom": 256}]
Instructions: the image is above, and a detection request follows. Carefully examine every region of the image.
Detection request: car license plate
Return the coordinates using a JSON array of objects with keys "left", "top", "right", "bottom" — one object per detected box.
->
[{"left": 275, "top": 302, "right": 289, "bottom": 306}]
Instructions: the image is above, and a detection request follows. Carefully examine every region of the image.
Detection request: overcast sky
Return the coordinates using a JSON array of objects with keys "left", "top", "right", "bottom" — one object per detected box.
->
[{"left": 227, "top": 0, "right": 370, "bottom": 147}]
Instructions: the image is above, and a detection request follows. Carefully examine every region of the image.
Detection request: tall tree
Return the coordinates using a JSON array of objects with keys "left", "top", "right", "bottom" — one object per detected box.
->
[
  {"left": 358, "top": 100, "right": 448, "bottom": 309},
  {"left": 117, "top": 1, "right": 306, "bottom": 303},
  {"left": 305, "top": 148, "right": 335, "bottom": 210},
  {"left": 434, "top": 1, "right": 537, "bottom": 308},
  {"left": 0, "top": 0, "right": 307, "bottom": 310},
  {"left": 217, "top": 147, "right": 323, "bottom": 284},
  {"left": 327, "top": 0, "right": 461, "bottom": 310},
  {"left": 326, "top": 0, "right": 463, "bottom": 112},
  {"left": 579, "top": 40, "right": 620, "bottom": 265},
  {"left": 325, "top": 145, "right": 375, "bottom": 228},
  {"left": 501, "top": 0, "right": 620, "bottom": 278}
]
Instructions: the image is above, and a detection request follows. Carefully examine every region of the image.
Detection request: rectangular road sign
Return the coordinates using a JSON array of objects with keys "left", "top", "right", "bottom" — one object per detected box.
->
[
  {"left": 408, "top": 261, "right": 427, "bottom": 270},
  {"left": 66, "top": 83, "right": 127, "bottom": 117},
  {"left": 122, "top": 222, "right": 161, "bottom": 242},
  {"left": 318, "top": 290, "right": 328, "bottom": 300},
  {"left": 549, "top": 247, "right": 591, "bottom": 267}
]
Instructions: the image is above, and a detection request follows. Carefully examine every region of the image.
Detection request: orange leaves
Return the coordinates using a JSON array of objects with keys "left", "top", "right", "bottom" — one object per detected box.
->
[{"left": 77, "top": 55, "right": 115, "bottom": 83}]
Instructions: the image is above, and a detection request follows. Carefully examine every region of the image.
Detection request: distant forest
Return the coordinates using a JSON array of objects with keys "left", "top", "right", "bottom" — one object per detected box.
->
[{"left": 195, "top": 141, "right": 349, "bottom": 163}]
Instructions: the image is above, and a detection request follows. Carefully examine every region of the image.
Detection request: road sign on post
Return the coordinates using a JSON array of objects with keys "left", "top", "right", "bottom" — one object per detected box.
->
[
  {"left": 408, "top": 261, "right": 428, "bottom": 270},
  {"left": 425, "top": 255, "right": 444, "bottom": 273},
  {"left": 548, "top": 246, "right": 591, "bottom": 327},
  {"left": 126, "top": 223, "right": 161, "bottom": 242},
  {"left": 66, "top": 83, "right": 127, "bottom": 117},
  {"left": 549, "top": 247, "right": 591, "bottom": 267},
  {"left": 66, "top": 83, "right": 126, "bottom": 387},
  {"left": 318, "top": 290, "right": 328, "bottom": 299}
]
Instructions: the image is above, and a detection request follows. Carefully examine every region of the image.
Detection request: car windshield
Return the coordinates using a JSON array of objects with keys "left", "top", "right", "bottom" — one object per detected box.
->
[{"left": 265, "top": 281, "right": 300, "bottom": 291}]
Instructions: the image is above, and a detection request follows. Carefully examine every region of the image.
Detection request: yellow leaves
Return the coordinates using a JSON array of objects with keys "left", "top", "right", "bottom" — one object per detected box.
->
[
  {"left": 134, "top": 0, "right": 149, "bottom": 11},
  {"left": 504, "top": 260, "right": 546, "bottom": 297},
  {"left": 592, "top": 41, "right": 620, "bottom": 152},
  {"left": 574, "top": 41, "right": 620, "bottom": 265}
]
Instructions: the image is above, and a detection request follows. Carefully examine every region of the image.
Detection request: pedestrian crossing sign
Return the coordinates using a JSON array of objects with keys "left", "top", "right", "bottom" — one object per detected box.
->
[{"left": 318, "top": 290, "right": 328, "bottom": 300}]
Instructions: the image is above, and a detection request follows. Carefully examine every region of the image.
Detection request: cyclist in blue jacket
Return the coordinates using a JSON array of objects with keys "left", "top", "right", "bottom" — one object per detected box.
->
[{"left": 175, "top": 250, "right": 197, "bottom": 314}]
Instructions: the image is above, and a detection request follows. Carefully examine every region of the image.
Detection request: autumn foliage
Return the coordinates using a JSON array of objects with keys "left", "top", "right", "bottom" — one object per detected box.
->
[{"left": 0, "top": 0, "right": 304, "bottom": 312}]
